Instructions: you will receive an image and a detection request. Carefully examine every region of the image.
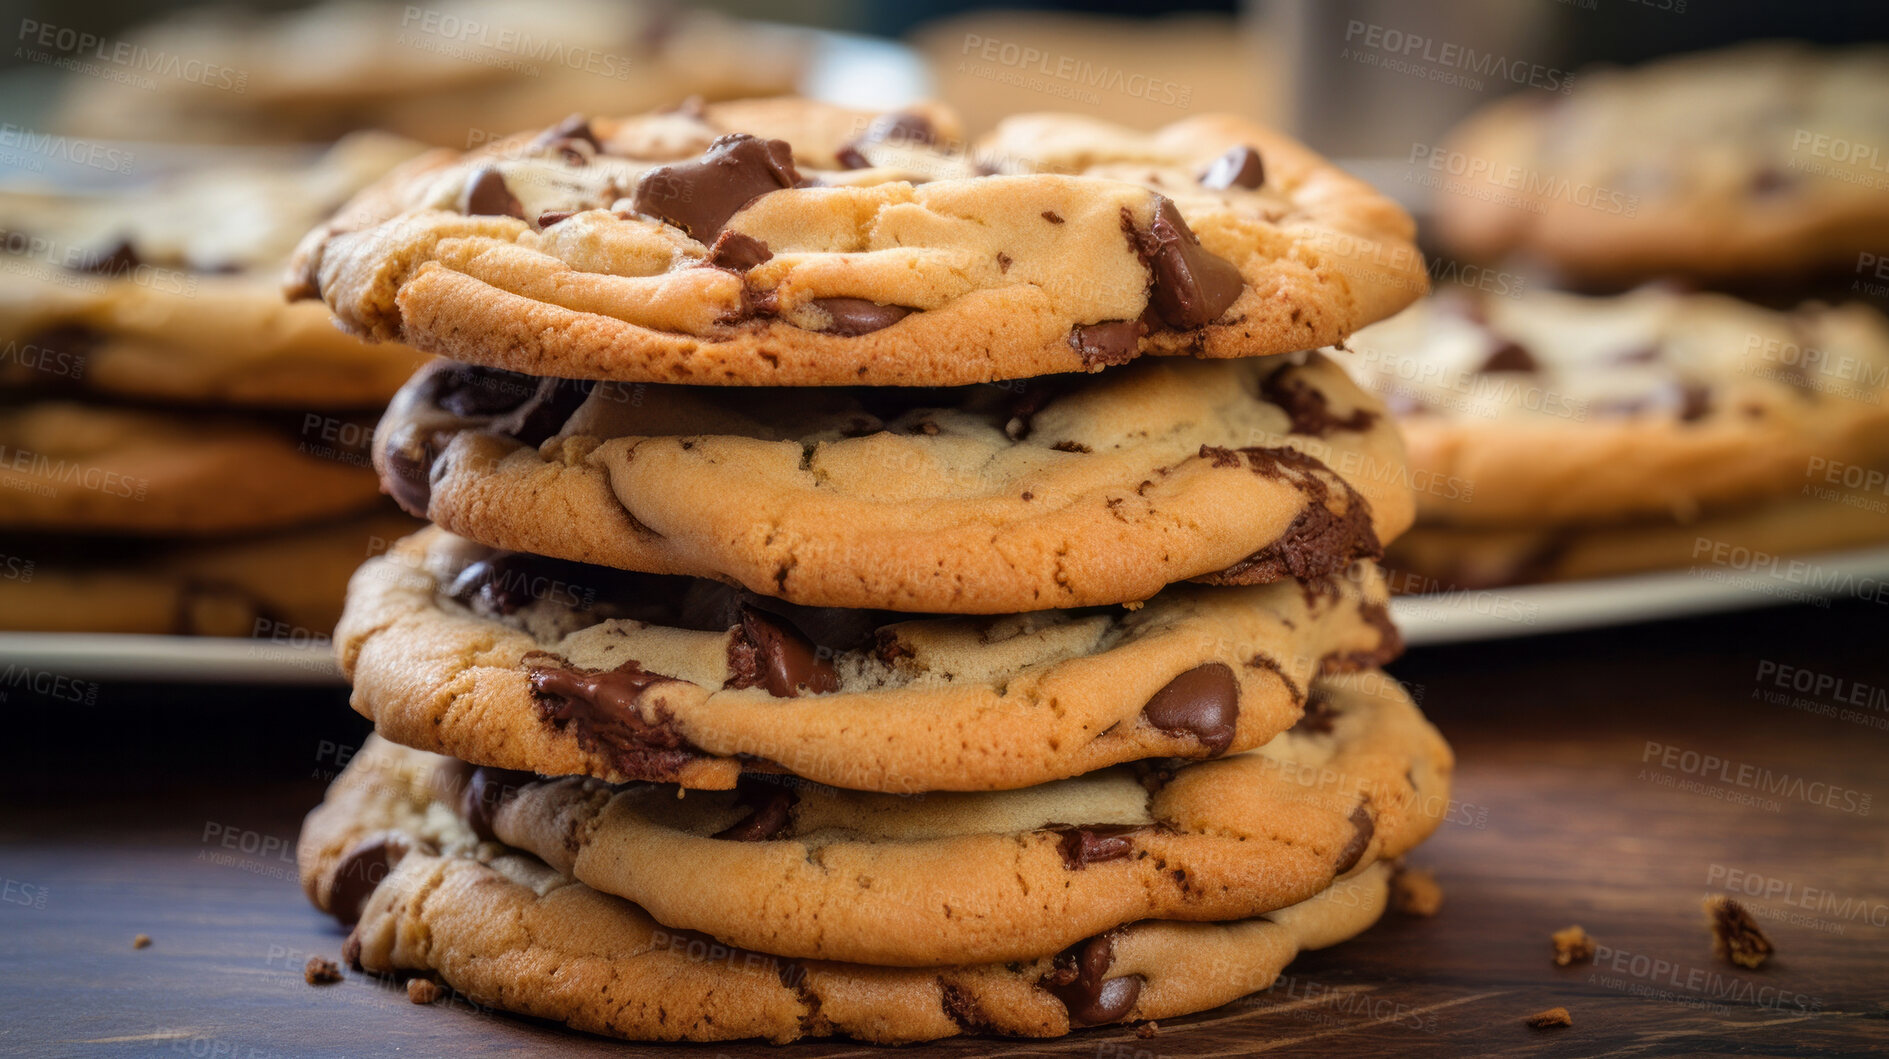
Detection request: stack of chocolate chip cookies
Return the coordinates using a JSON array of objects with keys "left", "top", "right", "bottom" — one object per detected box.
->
[
  {"left": 290, "top": 98, "right": 1453, "bottom": 1044},
  {"left": 0, "top": 134, "right": 429, "bottom": 635}
]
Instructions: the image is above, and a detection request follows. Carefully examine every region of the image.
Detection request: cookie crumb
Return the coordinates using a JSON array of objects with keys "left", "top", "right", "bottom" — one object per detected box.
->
[
  {"left": 132, "top": 934, "right": 152, "bottom": 949},
  {"left": 1121, "top": 600, "right": 1145, "bottom": 611},
  {"left": 304, "top": 956, "right": 343, "bottom": 985},
  {"left": 1134, "top": 1021, "right": 1159, "bottom": 1039},
  {"left": 1551, "top": 925, "right": 1595, "bottom": 966},
  {"left": 1391, "top": 867, "right": 1442, "bottom": 916},
  {"left": 1704, "top": 895, "right": 1772, "bottom": 969},
  {"left": 1524, "top": 1006, "right": 1571, "bottom": 1029},
  {"left": 407, "top": 978, "right": 443, "bottom": 1004}
]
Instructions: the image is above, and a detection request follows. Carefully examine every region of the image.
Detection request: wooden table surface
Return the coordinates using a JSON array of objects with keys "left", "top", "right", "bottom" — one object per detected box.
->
[{"left": 4, "top": 599, "right": 1886, "bottom": 1058}]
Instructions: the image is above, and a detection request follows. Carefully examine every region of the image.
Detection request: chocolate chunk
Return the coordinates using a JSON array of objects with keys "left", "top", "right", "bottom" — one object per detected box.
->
[
  {"left": 711, "top": 784, "right": 798, "bottom": 841},
  {"left": 1068, "top": 320, "right": 1144, "bottom": 367},
  {"left": 532, "top": 114, "right": 601, "bottom": 163},
  {"left": 528, "top": 659, "right": 703, "bottom": 781},
  {"left": 1131, "top": 198, "right": 1243, "bottom": 329},
  {"left": 834, "top": 144, "right": 870, "bottom": 170},
  {"left": 1042, "top": 210, "right": 1065, "bottom": 224},
  {"left": 703, "top": 230, "right": 773, "bottom": 271},
  {"left": 1199, "top": 145, "right": 1265, "bottom": 190},
  {"left": 460, "top": 766, "right": 539, "bottom": 843},
  {"left": 1260, "top": 369, "right": 1378, "bottom": 436},
  {"left": 631, "top": 133, "right": 802, "bottom": 241},
  {"left": 812, "top": 297, "right": 913, "bottom": 335},
  {"left": 728, "top": 606, "right": 840, "bottom": 698},
  {"left": 329, "top": 836, "right": 412, "bottom": 926},
  {"left": 1477, "top": 339, "right": 1538, "bottom": 373},
  {"left": 1334, "top": 802, "right": 1374, "bottom": 874},
  {"left": 1045, "top": 824, "right": 1142, "bottom": 869},
  {"left": 865, "top": 112, "right": 937, "bottom": 147},
  {"left": 461, "top": 166, "right": 525, "bottom": 219},
  {"left": 1141, "top": 663, "right": 1239, "bottom": 756},
  {"left": 379, "top": 423, "right": 447, "bottom": 517},
  {"left": 78, "top": 238, "right": 140, "bottom": 276},
  {"left": 538, "top": 210, "right": 575, "bottom": 228},
  {"left": 1044, "top": 931, "right": 1143, "bottom": 1026},
  {"left": 446, "top": 550, "right": 625, "bottom": 617}
]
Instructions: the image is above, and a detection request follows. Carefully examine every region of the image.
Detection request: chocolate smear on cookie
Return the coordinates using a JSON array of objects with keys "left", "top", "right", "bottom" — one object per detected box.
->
[
  {"left": 1334, "top": 801, "right": 1375, "bottom": 874},
  {"left": 711, "top": 783, "right": 799, "bottom": 841},
  {"left": 812, "top": 297, "right": 913, "bottom": 336},
  {"left": 726, "top": 605, "right": 840, "bottom": 697},
  {"left": 329, "top": 835, "right": 415, "bottom": 926},
  {"left": 1141, "top": 663, "right": 1239, "bottom": 756},
  {"left": 1127, "top": 198, "right": 1243, "bottom": 329},
  {"left": 1044, "top": 824, "right": 1143, "bottom": 869},
  {"left": 527, "top": 658, "right": 704, "bottom": 781},
  {"left": 1199, "top": 145, "right": 1265, "bottom": 190},
  {"left": 1260, "top": 369, "right": 1379, "bottom": 436},
  {"left": 1043, "top": 930, "right": 1144, "bottom": 1026},
  {"left": 632, "top": 133, "right": 803, "bottom": 241}
]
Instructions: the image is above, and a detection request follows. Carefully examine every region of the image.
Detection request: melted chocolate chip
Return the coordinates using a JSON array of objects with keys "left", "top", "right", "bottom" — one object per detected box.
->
[
  {"left": 462, "top": 166, "right": 525, "bottom": 219},
  {"left": 711, "top": 784, "right": 798, "bottom": 841},
  {"left": 533, "top": 114, "right": 601, "bottom": 161},
  {"left": 1042, "top": 210, "right": 1065, "bottom": 224},
  {"left": 1477, "top": 339, "right": 1539, "bottom": 374},
  {"left": 329, "top": 836, "right": 412, "bottom": 926},
  {"left": 1045, "top": 824, "right": 1142, "bottom": 869},
  {"left": 1044, "top": 931, "right": 1143, "bottom": 1026},
  {"left": 1068, "top": 320, "right": 1144, "bottom": 367},
  {"left": 538, "top": 209, "right": 576, "bottom": 228},
  {"left": 430, "top": 363, "right": 538, "bottom": 417},
  {"left": 631, "top": 133, "right": 802, "bottom": 241},
  {"left": 1141, "top": 663, "right": 1239, "bottom": 756},
  {"left": 1334, "top": 802, "right": 1375, "bottom": 874},
  {"left": 704, "top": 230, "right": 772, "bottom": 271},
  {"left": 1199, "top": 145, "right": 1265, "bottom": 190},
  {"left": 1194, "top": 446, "right": 1383, "bottom": 586},
  {"left": 528, "top": 659, "right": 704, "bottom": 781},
  {"left": 489, "top": 376, "right": 596, "bottom": 446},
  {"left": 812, "top": 297, "right": 913, "bottom": 335},
  {"left": 379, "top": 423, "right": 448, "bottom": 517},
  {"left": 1260, "top": 369, "right": 1379, "bottom": 436},
  {"left": 836, "top": 111, "right": 939, "bottom": 167},
  {"left": 1130, "top": 198, "right": 1243, "bottom": 330},
  {"left": 728, "top": 606, "right": 840, "bottom": 697},
  {"left": 460, "top": 766, "right": 539, "bottom": 843},
  {"left": 834, "top": 144, "right": 870, "bottom": 170},
  {"left": 448, "top": 551, "right": 605, "bottom": 616}
]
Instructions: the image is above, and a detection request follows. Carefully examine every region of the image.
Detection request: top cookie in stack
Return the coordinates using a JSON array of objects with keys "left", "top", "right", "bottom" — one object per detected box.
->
[{"left": 288, "top": 98, "right": 1425, "bottom": 385}]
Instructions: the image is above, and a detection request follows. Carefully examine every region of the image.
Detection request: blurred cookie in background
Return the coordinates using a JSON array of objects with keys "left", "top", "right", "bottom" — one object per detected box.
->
[
  {"left": 910, "top": 10, "right": 1279, "bottom": 137},
  {"left": 1429, "top": 43, "right": 1889, "bottom": 290},
  {"left": 0, "top": 509, "right": 420, "bottom": 636},
  {"left": 1339, "top": 286, "right": 1889, "bottom": 588},
  {"left": 51, "top": 0, "right": 807, "bottom": 147}
]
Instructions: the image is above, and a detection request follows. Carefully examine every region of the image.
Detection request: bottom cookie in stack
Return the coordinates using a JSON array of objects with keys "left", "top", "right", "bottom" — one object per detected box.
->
[{"left": 298, "top": 669, "right": 1450, "bottom": 1044}]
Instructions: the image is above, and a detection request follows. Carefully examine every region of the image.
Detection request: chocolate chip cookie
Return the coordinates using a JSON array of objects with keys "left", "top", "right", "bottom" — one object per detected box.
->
[
  {"left": 0, "top": 134, "right": 432, "bottom": 408},
  {"left": 374, "top": 351, "right": 1411, "bottom": 613},
  {"left": 288, "top": 98, "right": 1426, "bottom": 386},
  {"left": 0, "top": 509, "right": 419, "bottom": 635},
  {"left": 373, "top": 668, "right": 1442, "bottom": 966},
  {"left": 338, "top": 527, "right": 1403, "bottom": 792},
  {"left": 0, "top": 402, "right": 386, "bottom": 535},
  {"left": 308, "top": 838, "right": 1387, "bottom": 1043},
  {"left": 1341, "top": 288, "right": 1889, "bottom": 530},
  {"left": 1432, "top": 43, "right": 1889, "bottom": 285}
]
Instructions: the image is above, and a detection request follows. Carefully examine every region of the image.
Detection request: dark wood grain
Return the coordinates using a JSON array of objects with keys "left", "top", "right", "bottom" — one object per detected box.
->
[{"left": 3, "top": 600, "right": 1886, "bottom": 1058}]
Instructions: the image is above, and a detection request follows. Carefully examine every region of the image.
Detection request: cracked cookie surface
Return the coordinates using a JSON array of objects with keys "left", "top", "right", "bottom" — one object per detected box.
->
[
  {"left": 337, "top": 526, "right": 1405, "bottom": 792},
  {"left": 289, "top": 98, "right": 1425, "bottom": 386},
  {"left": 374, "top": 350, "right": 1412, "bottom": 612}
]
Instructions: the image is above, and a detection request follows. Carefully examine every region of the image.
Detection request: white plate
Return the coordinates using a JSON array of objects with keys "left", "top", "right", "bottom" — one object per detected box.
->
[{"left": 6, "top": 545, "right": 1885, "bottom": 683}]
